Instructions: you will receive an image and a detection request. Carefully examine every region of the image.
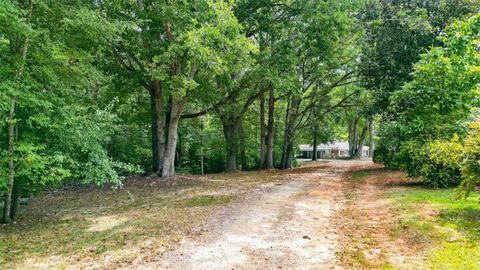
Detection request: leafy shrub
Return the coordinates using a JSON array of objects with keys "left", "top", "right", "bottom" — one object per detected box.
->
[
  {"left": 422, "top": 123, "right": 480, "bottom": 194},
  {"left": 423, "top": 135, "right": 463, "bottom": 188},
  {"left": 459, "top": 123, "right": 480, "bottom": 197}
]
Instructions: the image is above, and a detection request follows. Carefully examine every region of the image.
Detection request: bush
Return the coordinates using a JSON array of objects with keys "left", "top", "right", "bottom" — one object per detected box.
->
[
  {"left": 423, "top": 135, "right": 463, "bottom": 188},
  {"left": 459, "top": 123, "right": 480, "bottom": 197},
  {"left": 421, "top": 123, "right": 480, "bottom": 195}
]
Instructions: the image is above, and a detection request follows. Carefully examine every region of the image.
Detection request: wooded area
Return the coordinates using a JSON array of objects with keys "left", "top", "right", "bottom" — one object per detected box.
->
[
  {"left": 1, "top": 0, "right": 479, "bottom": 227},
  {"left": 1, "top": 1, "right": 480, "bottom": 269}
]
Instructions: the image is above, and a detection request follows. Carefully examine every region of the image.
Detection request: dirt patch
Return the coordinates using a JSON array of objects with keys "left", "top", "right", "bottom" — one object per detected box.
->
[
  {"left": 2, "top": 160, "right": 429, "bottom": 269},
  {"left": 336, "top": 167, "right": 426, "bottom": 269},
  {"left": 148, "top": 160, "right": 369, "bottom": 269}
]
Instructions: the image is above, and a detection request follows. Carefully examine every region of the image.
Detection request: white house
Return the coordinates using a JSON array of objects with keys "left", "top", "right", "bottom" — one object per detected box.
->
[{"left": 298, "top": 141, "right": 369, "bottom": 159}]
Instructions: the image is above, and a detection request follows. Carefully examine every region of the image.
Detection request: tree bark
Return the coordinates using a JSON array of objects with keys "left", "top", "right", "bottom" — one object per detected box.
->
[
  {"left": 162, "top": 98, "right": 184, "bottom": 177},
  {"left": 219, "top": 89, "right": 259, "bottom": 172},
  {"left": 3, "top": 0, "right": 33, "bottom": 224},
  {"left": 348, "top": 116, "right": 359, "bottom": 157},
  {"left": 369, "top": 118, "right": 375, "bottom": 158},
  {"left": 149, "top": 80, "right": 166, "bottom": 174},
  {"left": 312, "top": 128, "right": 318, "bottom": 161},
  {"left": 239, "top": 120, "right": 247, "bottom": 170},
  {"left": 353, "top": 122, "right": 368, "bottom": 159},
  {"left": 223, "top": 119, "right": 239, "bottom": 172},
  {"left": 259, "top": 92, "right": 266, "bottom": 168},
  {"left": 281, "top": 142, "right": 294, "bottom": 169},
  {"left": 281, "top": 97, "right": 299, "bottom": 169},
  {"left": 280, "top": 99, "right": 291, "bottom": 169},
  {"left": 200, "top": 120, "right": 205, "bottom": 175},
  {"left": 10, "top": 180, "right": 20, "bottom": 221},
  {"left": 264, "top": 87, "right": 275, "bottom": 169},
  {"left": 4, "top": 100, "right": 17, "bottom": 223},
  {"left": 175, "top": 131, "right": 182, "bottom": 168}
]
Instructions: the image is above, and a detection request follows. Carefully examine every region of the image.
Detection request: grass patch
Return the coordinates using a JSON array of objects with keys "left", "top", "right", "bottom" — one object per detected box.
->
[
  {"left": 351, "top": 170, "right": 374, "bottom": 179},
  {"left": 342, "top": 247, "right": 394, "bottom": 270},
  {"left": 183, "top": 195, "right": 232, "bottom": 207},
  {"left": 429, "top": 242, "right": 480, "bottom": 270},
  {"left": 343, "top": 167, "right": 480, "bottom": 269},
  {"left": 350, "top": 168, "right": 388, "bottom": 180},
  {"left": 388, "top": 188, "right": 480, "bottom": 269}
]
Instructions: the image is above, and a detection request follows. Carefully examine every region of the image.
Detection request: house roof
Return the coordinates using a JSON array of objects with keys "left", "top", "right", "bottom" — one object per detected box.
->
[{"left": 298, "top": 141, "right": 369, "bottom": 151}]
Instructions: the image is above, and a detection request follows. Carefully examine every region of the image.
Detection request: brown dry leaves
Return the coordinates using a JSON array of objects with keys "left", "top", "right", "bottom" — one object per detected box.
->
[
  {"left": 0, "top": 170, "right": 288, "bottom": 270},
  {"left": 335, "top": 166, "right": 426, "bottom": 269}
]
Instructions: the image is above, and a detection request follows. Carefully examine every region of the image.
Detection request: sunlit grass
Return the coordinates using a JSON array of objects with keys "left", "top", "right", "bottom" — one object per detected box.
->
[
  {"left": 183, "top": 195, "right": 233, "bottom": 207},
  {"left": 342, "top": 167, "right": 480, "bottom": 269},
  {"left": 388, "top": 188, "right": 480, "bottom": 269}
]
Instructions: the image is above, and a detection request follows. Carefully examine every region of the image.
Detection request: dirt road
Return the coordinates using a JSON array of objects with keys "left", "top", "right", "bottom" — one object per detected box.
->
[{"left": 155, "top": 160, "right": 376, "bottom": 270}]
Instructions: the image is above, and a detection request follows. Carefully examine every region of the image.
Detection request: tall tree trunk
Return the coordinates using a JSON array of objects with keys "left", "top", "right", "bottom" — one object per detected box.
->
[
  {"left": 281, "top": 97, "right": 299, "bottom": 169},
  {"left": 149, "top": 81, "right": 166, "bottom": 174},
  {"left": 259, "top": 92, "right": 266, "bottom": 168},
  {"left": 160, "top": 0, "right": 178, "bottom": 178},
  {"left": 353, "top": 122, "right": 368, "bottom": 159},
  {"left": 162, "top": 98, "right": 184, "bottom": 177},
  {"left": 348, "top": 116, "right": 359, "bottom": 157},
  {"left": 3, "top": 0, "right": 33, "bottom": 224},
  {"left": 138, "top": 0, "right": 165, "bottom": 174},
  {"left": 175, "top": 131, "right": 182, "bottom": 168},
  {"left": 4, "top": 102, "right": 17, "bottom": 223},
  {"left": 223, "top": 119, "right": 239, "bottom": 172},
  {"left": 10, "top": 179, "right": 21, "bottom": 221},
  {"left": 200, "top": 120, "right": 205, "bottom": 175},
  {"left": 280, "top": 98, "right": 291, "bottom": 169},
  {"left": 348, "top": 121, "right": 353, "bottom": 156},
  {"left": 239, "top": 120, "right": 247, "bottom": 170},
  {"left": 265, "top": 87, "right": 275, "bottom": 169},
  {"left": 312, "top": 128, "right": 318, "bottom": 161},
  {"left": 281, "top": 142, "right": 294, "bottom": 169},
  {"left": 369, "top": 118, "right": 375, "bottom": 158}
]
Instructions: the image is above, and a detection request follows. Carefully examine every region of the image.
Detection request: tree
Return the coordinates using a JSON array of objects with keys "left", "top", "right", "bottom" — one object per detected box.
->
[
  {"left": 359, "top": 0, "right": 479, "bottom": 113},
  {"left": 2, "top": 0, "right": 33, "bottom": 224},
  {"left": 102, "top": 1, "right": 255, "bottom": 177},
  {"left": 0, "top": 0, "right": 130, "bottom": 223},
  {"left": 376, "top": 13, "right": 480, "bottom": 185},
  {"left": 341, "top": 90, "right": 373, "bottom": 159},
  {"left": 277, "top": 0, "right": 360, "bottom": 169},
  {"left": 235, "top": 0, "right": 299, "bottom": 170}
]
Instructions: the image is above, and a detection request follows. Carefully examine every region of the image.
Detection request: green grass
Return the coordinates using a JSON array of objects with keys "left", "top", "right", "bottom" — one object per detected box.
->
[
  {"left": 388, "top": 188, "right": 480, "bottom": 269},
  {"left": 350, "top": 168, "right": 385, "bottom": 180},
  {"left": 342, "top": 247, "right": 394, "bottom": 270},
  {"left": 351, "top": 170, "right": 374, "bottom": 179},
  {"left": 183, "top": 195, "right": 233, "bottom": 207}
]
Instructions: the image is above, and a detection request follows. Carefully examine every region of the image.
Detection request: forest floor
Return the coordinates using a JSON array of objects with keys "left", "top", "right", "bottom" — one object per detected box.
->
[{"left": 1, "top": 160, "right": 479, "bottom": 269}]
